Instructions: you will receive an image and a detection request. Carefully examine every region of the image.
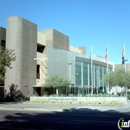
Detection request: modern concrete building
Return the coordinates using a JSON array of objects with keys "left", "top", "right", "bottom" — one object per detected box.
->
[{"left": 0, "top": 16, "right": 115, "bottom": 96}]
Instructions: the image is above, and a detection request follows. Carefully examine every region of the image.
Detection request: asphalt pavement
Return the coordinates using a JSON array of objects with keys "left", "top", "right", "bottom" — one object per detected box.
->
[
  {"left": 0, "top": 101, "right": 130, "bottom": 130},
  {"left": 0, "top": 106, "right": 130, "bottom": 130}
]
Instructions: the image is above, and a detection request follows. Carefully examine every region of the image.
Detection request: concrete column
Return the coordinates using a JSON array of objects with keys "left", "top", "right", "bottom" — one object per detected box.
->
[
  {"left": 5, "top": 16, "right": 37, "bottom": 96},
  {"left": 81, "top": 62, "right": 83, "bottom": 86},
  {"left": 88, "top": 63, "right": 90, "bottom": 86}
]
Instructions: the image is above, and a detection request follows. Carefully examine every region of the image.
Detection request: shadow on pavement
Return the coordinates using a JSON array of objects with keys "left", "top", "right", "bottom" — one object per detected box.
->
[
  {"left": 0, "top": 101, "right": 24, "bottom": 105},
  {"left": 0, "top": 107, "right": 130, "bottom": 130}
]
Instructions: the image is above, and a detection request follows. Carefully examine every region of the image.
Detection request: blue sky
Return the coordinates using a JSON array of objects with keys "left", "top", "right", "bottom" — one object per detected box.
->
[{"left": 0, "top": 0, "right": 130, "bottom": 64}]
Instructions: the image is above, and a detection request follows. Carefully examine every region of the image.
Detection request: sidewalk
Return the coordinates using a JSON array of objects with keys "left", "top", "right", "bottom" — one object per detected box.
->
[
  {"left": 0, "top": 100, "right": 129, "bottom": 112},
  {"left": 0, "top": 102, "right": 85, "bottom": 111}
]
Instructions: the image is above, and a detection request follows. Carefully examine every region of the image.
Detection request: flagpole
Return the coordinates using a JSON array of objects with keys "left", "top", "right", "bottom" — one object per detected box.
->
[
  {"left": 90, "top": 46, "right": 93, "bottom": 95},
  {"left": 123, "top": 44, "right": 128, "bottom": 99},
  {"left": 107, "top": 58, "right": 109, "bottom": 94},
  {"left": 124, "top": 44, "right": 126, "bottom": 71},
  {"left": 107, "top": 59, "right": 110, "bottom": 94},
  {"left": 124, "top": 44, "right": 127, "bottom": 99},
  {"left": 105, "top": 45, "right": 109, "bottom": 94}
]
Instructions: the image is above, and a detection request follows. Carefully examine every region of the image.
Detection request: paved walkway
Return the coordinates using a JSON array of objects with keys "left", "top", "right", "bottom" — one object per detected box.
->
[{"left": 0, "top": 100, "right": 130, "bottom": 112}]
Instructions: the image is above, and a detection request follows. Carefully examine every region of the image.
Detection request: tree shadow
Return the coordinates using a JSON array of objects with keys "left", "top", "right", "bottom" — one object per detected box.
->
[{"left": 0, "top": 106, "right": 130, "bottom": 130}]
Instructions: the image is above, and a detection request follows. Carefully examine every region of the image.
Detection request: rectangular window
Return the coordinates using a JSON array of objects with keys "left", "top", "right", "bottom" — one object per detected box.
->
[
  {"left": 1, "top": 40, "right": 6, "bottom": 49},
  {"left": 37, "top": 65, "right": 40, "bottom": 79},
  {"left": 75, "top": 61, "right": 81, "bottom": 85},
  {"left": 83, "top": 62, "right": 88, "bottom": 85},
  {"left": 37, "top": 43, "right": 45, "bottom": 53}
]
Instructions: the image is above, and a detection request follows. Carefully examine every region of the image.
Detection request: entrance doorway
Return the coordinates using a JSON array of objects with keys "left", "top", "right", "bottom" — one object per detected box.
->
[{"left": 33, "top": 87, "right": 41, "bottom": 96}]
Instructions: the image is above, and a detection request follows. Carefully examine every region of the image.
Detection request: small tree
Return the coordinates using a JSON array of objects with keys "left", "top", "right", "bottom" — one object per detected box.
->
[
  {"left": 115, "top": 68, "right": 125, "bottom": 87},
  {"left": 103, "top": 71, "right": 117, "bottom": 87},
  {"left": 43, "top": 74, "right": 71, "bottom": 96},
  {"left": 0, "top": 46, "right": 16, "bottom": 82},
  {"left": 103, "top": 68, "right": 130, "bottom": 95},
  {"left": 125, "top": 71, "right": 130, "bottom": 89}
]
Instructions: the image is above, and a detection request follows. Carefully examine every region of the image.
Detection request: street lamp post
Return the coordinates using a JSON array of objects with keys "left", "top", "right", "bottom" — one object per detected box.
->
[{"left": 68, "top": 62, "right": 72, "bottom": 95}]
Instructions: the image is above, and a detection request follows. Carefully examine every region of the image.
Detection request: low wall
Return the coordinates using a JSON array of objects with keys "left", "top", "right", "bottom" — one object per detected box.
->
[{"left": 30, "top": 96, "right": 127, "bottom": 105}]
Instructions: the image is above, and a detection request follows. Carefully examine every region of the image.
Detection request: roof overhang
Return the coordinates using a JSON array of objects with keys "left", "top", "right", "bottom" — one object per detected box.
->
[{"left": 33, "top": 85, "right": 43, "bottom": 88}]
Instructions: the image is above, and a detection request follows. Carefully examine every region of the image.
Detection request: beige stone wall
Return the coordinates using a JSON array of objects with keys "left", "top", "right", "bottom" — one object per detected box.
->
[
  {"left": 69, "top": 45, "right": 86, "bottom": 54},
  {"left": 36, "top": 32, "right": 48, "bottom": 86},
  {"left": 38, "top": 28, "right": 86, "bottom": 54},
  {"left": 69, "top": 46, "right": 82, "bottom": 53},
  {"left": 39, "top": 29, "right": 53, "bottom": 48},
  {"left": 53, "top": 29, "right": 69, "bottom": 50},
  {"left": 36, "top": 52, "right": 47, "bottom": 86},
  {"left": 78, "top": 46, "right": 86, "bottom": 54},
  {"left": 39, "top": 29, "right": 69, "bottom": 51},
  {"left": 37, "top": 31, "right": 46, "bottom": 46}
]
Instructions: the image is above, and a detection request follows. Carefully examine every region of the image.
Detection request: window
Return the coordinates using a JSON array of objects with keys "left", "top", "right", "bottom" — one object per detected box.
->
[
  {"left": 75, "top": 61, "right": 90, "bottom": 86},
  {"left": 83, "top": 62, "right": 88, "bottom": 85},
  {"left": 1, "top": 40, "right": 6, "bottom": 49},
  {"left": 75, "top": 61, "right": 81, "bottom": 85},
  {"left": 37, "top": 65, "right": 40, "bottom": 79},
  {"left": 37, "top": 43, "right": 45, "bottom": 53}
]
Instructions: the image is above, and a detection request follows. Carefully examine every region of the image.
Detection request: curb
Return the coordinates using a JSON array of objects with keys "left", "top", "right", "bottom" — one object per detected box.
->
[
  {"left": 0, "top": 107, "right": 63, "bottom": 112},
  {"left": 0, "top": 104, "right": 127, "bottom": 112}
]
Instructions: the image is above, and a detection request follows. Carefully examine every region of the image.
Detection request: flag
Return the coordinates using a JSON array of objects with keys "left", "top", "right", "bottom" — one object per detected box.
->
[
  {"left": 105, "top": 46, "right": 108, "bottom": 62},
  {"left": 122, "top": 45, "right": 125, "bottom": 64}
]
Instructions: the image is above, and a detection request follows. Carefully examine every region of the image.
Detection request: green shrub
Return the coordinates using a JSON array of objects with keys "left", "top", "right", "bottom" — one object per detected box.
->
[
  {"left": 59, "top": 94, "right": 65, "bottom": 97},
  {"left": 25, "top": 96, "right": 30, "bottom": 101},
  {"left": 68, "top": 94, "right": 75, "bottom": 97},
  {"left": 77, "top": 94, "right": 83, "bottom": 97},
  {"left": 4, "top": 84, "right": 26, "bottom": 102},
  {"left": 49, "top": 94, "right": 57, "bottom": 97},
  {"left": 42, "top": 94, "right": 48, "bottom": 97},
  {"left": 127, "top": 92, "right": 130, "bottom": 100}
]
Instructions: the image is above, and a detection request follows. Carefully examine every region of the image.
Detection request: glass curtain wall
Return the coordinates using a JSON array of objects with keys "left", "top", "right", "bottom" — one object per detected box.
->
[
  {"left": 75, "top": 61, "right": 91, "bottom": 86},
  {"left": 75, "top": 61, "right": 81, "bottom": 85},
  {"left": 75, "top": 61, "right": 110, "bottom": 94}
]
